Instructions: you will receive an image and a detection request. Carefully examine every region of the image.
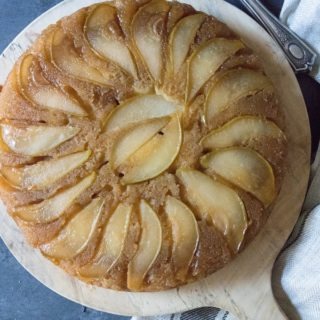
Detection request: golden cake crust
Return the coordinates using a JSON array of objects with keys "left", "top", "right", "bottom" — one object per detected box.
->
[{"left": 0, "top": 0, "right": 287, "bottom": 291}]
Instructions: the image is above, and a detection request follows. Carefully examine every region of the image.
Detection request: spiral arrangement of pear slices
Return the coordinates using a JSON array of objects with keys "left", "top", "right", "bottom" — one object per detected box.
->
[{"left": 0, "top": 0, "right": 287, "bottom": 291}]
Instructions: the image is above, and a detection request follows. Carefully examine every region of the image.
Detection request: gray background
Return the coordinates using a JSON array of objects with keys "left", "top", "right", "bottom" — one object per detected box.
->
[{"left": 0, "top": 1, "right": 319, "bottom": 319}]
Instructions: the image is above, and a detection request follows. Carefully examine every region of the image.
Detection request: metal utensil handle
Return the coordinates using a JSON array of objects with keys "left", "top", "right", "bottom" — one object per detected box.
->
[{"left": 240, "top": 0, "right": 317, "bottom": 73}]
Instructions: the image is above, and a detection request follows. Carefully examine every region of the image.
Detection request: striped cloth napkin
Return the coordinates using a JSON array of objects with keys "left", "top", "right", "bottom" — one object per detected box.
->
[{"left": 132, "top": 1, "right": 320, "bottom": 318}]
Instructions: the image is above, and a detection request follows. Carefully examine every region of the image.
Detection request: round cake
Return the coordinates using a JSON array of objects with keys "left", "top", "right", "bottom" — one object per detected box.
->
[{"left": 0, "top": 0, "right": 287, "bottom": 291}]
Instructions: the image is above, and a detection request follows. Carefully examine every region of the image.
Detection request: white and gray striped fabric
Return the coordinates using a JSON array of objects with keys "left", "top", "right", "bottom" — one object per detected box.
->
[
  {"left": 132, "top": 308, "right": 236, "bottom": 320},
  {"left": 131, "top": 1, "right": 320, "bottom": 318}
]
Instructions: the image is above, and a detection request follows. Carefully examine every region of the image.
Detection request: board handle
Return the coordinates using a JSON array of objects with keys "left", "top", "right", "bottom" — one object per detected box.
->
[
  {"left": 228, "top": 297, "right": 287, "bottom": 320},
  {"left": 208, "top": 281, "right": 288, "bottom": 320},
  {"left": 212, "top": 300, "right": 287, "bottom": 320}
]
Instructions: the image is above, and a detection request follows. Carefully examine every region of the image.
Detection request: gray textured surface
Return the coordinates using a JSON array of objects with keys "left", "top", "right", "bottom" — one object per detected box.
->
[
  {"left": 0, "top": 239, "right": 128, "bottom": 320},
  {"left": 0, "top": 0, "right": 319, "bottom": 319}
]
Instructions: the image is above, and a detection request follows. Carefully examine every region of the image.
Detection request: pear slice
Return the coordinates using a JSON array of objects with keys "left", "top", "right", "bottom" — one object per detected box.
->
[
  {"left": 132, "top": 0, "right": 170, "bottom": 80},
  {"left": 200, "top": 147, "right": 276, "bottom": 206},
  {"left": 165, "top": 196, "right": 199, "bottom": 279},
  {"left": 1, "top": 150, "right": 91, "bottom": 190},
  {"left": 169, "top": 14, "right": 205, "bottom": 74},
  {"left": 14, "top": 173, "right": 96, "bottom": 223},
  {"left": 200, "top": 116, "right": 285, "bottom": 149},
  {"left": 1, "top": 124, "right": 80, "bottom": 156},
  {"left": 119, "top": 115, "right": 182, "bottom": 184},
  {"left": 186, "top": 38, "right": 244, "bottom": 101},
  {"left": 205, "top": 69, "right": 272, "bottom": 122},
  {"left": 85, "top": 4, "right": 137, "bottom": 77},
  {"left": 19, "top": 54, "right": 86, "bottom": 116},
  {"left": 78, "top": 203, "right": 132, "bottom": 278},
  {"left": 176, "top": 168, "right": 248, "bottom": 253},
  {"left": 128, "top": 200, "right": 162, "bottom": 290},
  {"left": 40, "top": 197, "right": 104, "bottom": 259},
  {"left": 51, "top": 28, "right": 109, "bottom": 86},
  {"left": 105, "top": 95, "right": 180, "bottom": 132},
  {"left": 32, "top": 88, "right": 86, "bottom": 116},
  {"left": 111, "top": 117, "right": 170, "bottom": 169}
]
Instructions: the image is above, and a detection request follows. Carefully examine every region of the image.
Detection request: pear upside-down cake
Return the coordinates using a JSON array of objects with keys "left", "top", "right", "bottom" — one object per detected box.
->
[{"left": 0, "top": 0, "right": 287, "bottom": 291}]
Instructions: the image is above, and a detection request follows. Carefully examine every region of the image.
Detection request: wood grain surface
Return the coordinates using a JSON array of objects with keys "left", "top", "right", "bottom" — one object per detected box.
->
[{"left": 0, "top": 0, "right": 311, "bottom": 319}]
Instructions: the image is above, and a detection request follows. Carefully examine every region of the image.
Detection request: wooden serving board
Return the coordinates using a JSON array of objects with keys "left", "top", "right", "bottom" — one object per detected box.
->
[{"left": 0, "top": 0, "right": 311, "bottom": 319}]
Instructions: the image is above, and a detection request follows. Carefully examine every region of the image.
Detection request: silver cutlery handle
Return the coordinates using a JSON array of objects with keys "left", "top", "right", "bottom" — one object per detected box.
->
[{"left": 240, "top": 0, "right": 317, "bottom": 73}]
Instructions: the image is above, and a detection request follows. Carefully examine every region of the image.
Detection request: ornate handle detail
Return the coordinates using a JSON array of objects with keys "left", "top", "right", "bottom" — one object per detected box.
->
[{"left": 240, "top": 0, "right": 317, "bottom": 73}]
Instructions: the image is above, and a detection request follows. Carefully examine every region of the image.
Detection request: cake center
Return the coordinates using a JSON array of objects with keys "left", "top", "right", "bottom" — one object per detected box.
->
[{"left": 104, "top": 94, "right": 183, "bottom": 185}]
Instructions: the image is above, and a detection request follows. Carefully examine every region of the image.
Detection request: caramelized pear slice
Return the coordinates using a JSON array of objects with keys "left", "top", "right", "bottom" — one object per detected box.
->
[
  {"left": 120, "top": 115, "right": 182, "bottom": 184},
  {"left": 85, "top": 4, "right": 137, "bottom": 77},
  {"left": 40, "top": 197, "right": 104, "bottom": 259},
  {"left": 165, "top": 196, "right": 199, "bottom": 279},
  {"left": 128, "top": 200, "right": 162, "bottom": 290},
  {"left": 51, "top": 28, "right": 109, "bottom": 86},
  {"left": 187, "top": 39, "right": 244, "bottom": 101},
  {"left": 78, "top": 203, "right": 132, "bottom": 278},
  {"left": 32, "top": 88, "right": 86, "bottom": 116},
  {"left": 1, "top": 150, "right": 91, "bottom": 189},
  {"left": 176, "top": 168, "right": 247, "bottom": 253},
  {"left": 105, "top": 95, "right": 180, "bottom": 132},
  {"left": 111, "top": 117, "right": 170, "bottom": 169},
  {"left": 14, "top": 173, "right": 96, "bottom": 223},
  {"left": 19, "top": 54, "right": 86, "bottom": 116},
  {"left": 200, "top": 116, "right": 285, "bottom": 149},
  {"left": 200, "top": 148, "right": 276, "bottom": 206},
  {"left": 1, "top": 124, "right": 79, "bottom": 156},
  {"left": 132, "top": 0, "right": 170, "bottom": 80},
  {"left": 205, "top": 69, "right": 272, "bottom": 122},
  {"left": 169, "top": 14, "right": 205, "bottom": 74}
]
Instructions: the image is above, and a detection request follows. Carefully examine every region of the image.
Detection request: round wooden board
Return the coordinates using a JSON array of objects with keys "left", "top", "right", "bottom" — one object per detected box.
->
[{"left": 0, "top": 0, "right": 310, "bottom": 319}]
